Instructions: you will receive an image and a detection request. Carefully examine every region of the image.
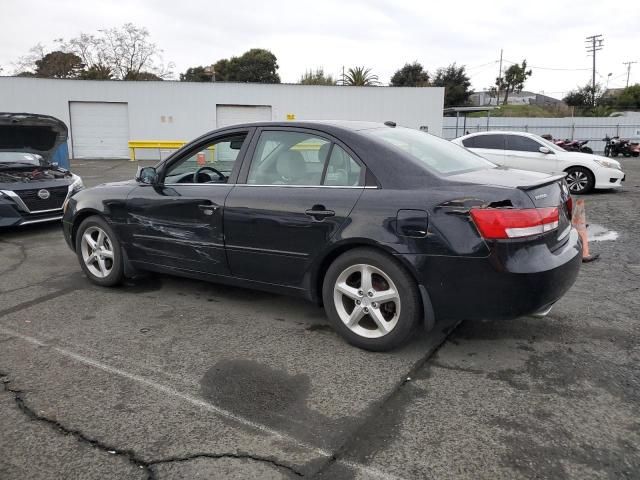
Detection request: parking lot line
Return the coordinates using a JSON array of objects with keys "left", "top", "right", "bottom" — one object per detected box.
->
[{"left": 0, "top": 325, "right": 408, "bottom": 480}]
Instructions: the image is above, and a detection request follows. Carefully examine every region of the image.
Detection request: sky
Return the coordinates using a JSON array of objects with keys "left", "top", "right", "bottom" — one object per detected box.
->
[{"left": 1, "top": 0, "right": 639, "bottom": 98}]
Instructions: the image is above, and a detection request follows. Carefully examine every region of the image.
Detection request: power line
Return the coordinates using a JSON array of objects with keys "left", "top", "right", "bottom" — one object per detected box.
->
[{"left": 503, "top": 59, "right": 590, "bottom": 71}]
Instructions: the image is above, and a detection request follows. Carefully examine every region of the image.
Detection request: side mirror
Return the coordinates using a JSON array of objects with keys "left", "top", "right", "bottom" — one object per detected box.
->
[
  {"left": 135, "top": 166, "right": 159, "bottom": 185},
  {"left": 539, "top": 146, "right": 552, "bottom": 154}
]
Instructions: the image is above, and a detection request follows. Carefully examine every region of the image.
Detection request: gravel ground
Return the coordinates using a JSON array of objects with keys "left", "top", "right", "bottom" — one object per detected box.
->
[{"left": 0, "top": 158, "right": 638, "bottom": 480}]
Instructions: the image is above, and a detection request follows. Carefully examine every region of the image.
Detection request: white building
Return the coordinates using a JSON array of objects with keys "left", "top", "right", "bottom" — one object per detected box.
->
[{"left": 0, "top": 77, "right": 444, "bottom": 159}]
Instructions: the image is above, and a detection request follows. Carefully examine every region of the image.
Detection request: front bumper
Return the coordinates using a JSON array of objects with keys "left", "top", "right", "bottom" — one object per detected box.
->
[
  {"left": 594, "top": 167, "right": 625, "bottom": 189},
  {"left": 0, "top": 201, "right": 63, "bottom": 227},
  {"left": 403, "top": 228, "right": 582, "bottom": 321}
]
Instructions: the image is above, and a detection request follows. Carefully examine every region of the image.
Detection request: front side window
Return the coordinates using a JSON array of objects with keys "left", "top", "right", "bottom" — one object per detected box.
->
[
  {"left": 506, "top": 135, "right": 543, "bottom": 153},
  {"left": 367, "top": 127, "right": 495, "bottom": 175},
  {"left": 164, "top": 133, "right": 247, "bottom": 184},
  {"left": 247, "top": 131, "right": 331, "bottom": 185}
]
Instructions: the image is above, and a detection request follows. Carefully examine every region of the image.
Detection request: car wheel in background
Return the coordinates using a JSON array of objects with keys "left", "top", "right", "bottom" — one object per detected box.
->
[
  {"left": 322, "top": 248, "right": 421, "bottom": 351},
  {"left": 75, "top": 215, "right": 124, "bottom": 287},
  {"left": 565, "top": 167, "right": 595, "bottom": 194}
]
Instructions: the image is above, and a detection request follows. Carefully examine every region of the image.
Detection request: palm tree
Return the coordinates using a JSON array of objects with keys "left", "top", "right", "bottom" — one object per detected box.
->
[{"left": 341, "top": 66, "right": 380, "bottom": 86}]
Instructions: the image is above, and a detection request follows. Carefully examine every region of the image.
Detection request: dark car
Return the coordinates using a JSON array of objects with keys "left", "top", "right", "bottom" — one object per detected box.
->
[
  {"left": 0, "top": 113, "right": 83, "bottom": 227},
  {"left": 62, "top": 121, "right": 581, "bottom": 350}
]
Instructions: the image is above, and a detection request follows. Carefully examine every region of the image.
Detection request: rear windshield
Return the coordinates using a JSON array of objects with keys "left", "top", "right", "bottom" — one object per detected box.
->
[{"left": 365, "top": 127, "right": 495, "bottom": 175}]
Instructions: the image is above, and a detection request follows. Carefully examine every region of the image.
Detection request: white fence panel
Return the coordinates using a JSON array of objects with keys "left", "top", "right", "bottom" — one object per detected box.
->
[{"left": 443, "top": 116, "right": 640, "bottom": 153}]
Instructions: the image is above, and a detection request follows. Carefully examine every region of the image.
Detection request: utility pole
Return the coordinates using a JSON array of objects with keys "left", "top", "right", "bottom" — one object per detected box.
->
[
  {"left": 623, "top": 61, "right": 637, "bottom": 88},
  {"left": 585, "top": 34, "right": 604, "bottom": 106},
  {"left": 497, "top": 49, "right": 503, "bottom": 105}
]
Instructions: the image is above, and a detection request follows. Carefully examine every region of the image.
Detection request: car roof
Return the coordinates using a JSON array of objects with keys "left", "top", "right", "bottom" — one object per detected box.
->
[
  {"left": 457, "top": 130, "right": 541, "bottom": 139},
  {"left": 217, "top": 120, "right": 389, "bottom": 133}
]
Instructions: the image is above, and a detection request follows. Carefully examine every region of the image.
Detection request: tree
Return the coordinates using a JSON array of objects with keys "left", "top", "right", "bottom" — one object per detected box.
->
[
  {"left": 34, "top": 51, "right": 84, "bottom": 78},
  {"left": 495, "top": 60, "right": 532, "bottom": 105},
  {"left": 180, "top": 66, "right": 214, "bottom": 82},
  {"left": 432, "top": 63, "right": 473, "bottom": 107},
  {"left": 341, "top": 66, "right": 379, "bottom": 86},
  {"left": 79, "top": 64, "right": 113, "bottom": 80},
  {"left": 612, "top": 84, "right": 640, "bottom": 110},
  {"left": 390, "top": 62, "right": 429, "bottom": 87},
  {"left": 20, "top": 24, "right": 174, "bottom": 80},
  {"left": 299, "top": 68, "right": 335, "bottom": 85},
  {"left": 212, "top": 49, "right": 280, "bottom": 83},
  {"left": 125, "top": 71, "right": 162, "bottom": 81}
]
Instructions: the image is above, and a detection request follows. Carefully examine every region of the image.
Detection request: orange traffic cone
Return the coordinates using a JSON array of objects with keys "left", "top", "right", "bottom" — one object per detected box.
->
[{"left": 571, "top": 198, "right": 599, "bottom": 263}]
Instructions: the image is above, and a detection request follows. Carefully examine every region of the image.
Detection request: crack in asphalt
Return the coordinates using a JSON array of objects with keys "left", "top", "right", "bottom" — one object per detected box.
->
[
  {"left": 0, "top": 238, "right": 28, "bottom": 275},
  {"left": 1, "top": 374, "right": 152, "bottom": 477},
  {"left": 309, "top": 321, "right": 461, "bottom": 478},
  {"left": 0, "top": 287, "right": 78, "bottom": 318},
  {"left": 0, "top": 372, "right": 306, "bottom": 479},
  {"left": 147, "top": 453, "right": 304, "bottom": 478}
]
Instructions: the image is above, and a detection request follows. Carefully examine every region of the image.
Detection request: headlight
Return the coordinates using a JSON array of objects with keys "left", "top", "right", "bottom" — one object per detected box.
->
[
  {"left": 70, "top": 174, "right": 84, "bottom": 193},
  {"left": 593, "top": 159, "right": 621, "bottom": 170}
]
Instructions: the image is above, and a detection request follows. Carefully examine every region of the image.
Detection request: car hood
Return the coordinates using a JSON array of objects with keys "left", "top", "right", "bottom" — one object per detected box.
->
[
  {"left": 448, "top": 166, "right": 558, "bottom": 189},
  {"left": 0, "top": 112, "right": 68, "bottom": 161},
  {"left": 557, "top": 150, "right": 622, "bottom": 168}
]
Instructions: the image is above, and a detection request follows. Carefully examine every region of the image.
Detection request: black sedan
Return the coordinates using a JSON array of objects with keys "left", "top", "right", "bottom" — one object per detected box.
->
[{"left": 63, "top": 121, "right": 581, "bottom": 350}]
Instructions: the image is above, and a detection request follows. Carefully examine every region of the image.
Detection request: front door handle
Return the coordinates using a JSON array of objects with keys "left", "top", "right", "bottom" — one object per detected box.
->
[
  {"left": 305, "top": 205, "right": 335, "bottom": 220},
  {"left": 198, "top": 203, "right": 220, "bottom": 216}
]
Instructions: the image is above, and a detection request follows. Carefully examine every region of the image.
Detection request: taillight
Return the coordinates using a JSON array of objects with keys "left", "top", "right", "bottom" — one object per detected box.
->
[
  {"left": 470, "top": 207, "right": 559, "bottom": 239},
  {"left": 566, "top": 196, "right": 573, "bottom": 218}
]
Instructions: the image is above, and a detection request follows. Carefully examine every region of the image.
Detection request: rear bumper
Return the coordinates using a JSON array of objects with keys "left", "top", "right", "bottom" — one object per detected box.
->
[{"left": 402, "top": 228, "right": 582, "bottom": 321}]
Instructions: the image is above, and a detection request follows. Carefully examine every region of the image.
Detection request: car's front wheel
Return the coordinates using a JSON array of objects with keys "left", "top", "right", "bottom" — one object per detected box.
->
[
  {"left": 75, "top": 215, "right": 124, "bottom": 287},
  {"left": 322, "top": 248, "right": 421, "bottom": 351},
  {"left": 565, "top": 167, "right": 595, "bottom": 194}
]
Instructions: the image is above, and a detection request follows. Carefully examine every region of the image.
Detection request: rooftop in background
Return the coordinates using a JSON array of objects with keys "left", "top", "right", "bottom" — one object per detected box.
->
[{"left": 470, "top": 90, "right": 565, "bottom": 107}]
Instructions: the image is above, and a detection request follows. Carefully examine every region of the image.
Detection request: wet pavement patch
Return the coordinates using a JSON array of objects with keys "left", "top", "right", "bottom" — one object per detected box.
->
[
  {"left": 587, "top": 224, "right": 619, "bottom": 242},
  {"left": 200, "top": 359, "right": 358, "bottom": 449}
]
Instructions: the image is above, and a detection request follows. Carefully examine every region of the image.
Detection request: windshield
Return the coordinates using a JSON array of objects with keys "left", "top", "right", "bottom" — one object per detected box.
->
[
  {"left": 365, "top": 127, "right": 495, "bottom": 175},
  {"left": 537, "top": 136, "right": 566, "bottom": 152},
  {"left": 0, "top": 152, "right": 46, "bottom": 166}
]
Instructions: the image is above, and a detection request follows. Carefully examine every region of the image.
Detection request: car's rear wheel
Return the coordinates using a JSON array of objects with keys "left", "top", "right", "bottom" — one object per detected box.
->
[
  {"left": 75, "top": 216, "right": 124, "bottom": 287},
  {"left": 565, "top": 167, "right": 595, "bottom": 194},
  {"left": 322, "top": 248, "right": 420, "bottom": 351}
]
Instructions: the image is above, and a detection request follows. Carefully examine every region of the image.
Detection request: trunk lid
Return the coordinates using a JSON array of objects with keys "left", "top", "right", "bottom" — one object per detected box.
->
[{"left": 450, "top": 167, "right": 572, "bottom": 248}]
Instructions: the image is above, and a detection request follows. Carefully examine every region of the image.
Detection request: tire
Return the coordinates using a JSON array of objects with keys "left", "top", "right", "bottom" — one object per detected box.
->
[
  {"left": 565, "top": 167, "right": 595, "bottom": 195},
  {"left": 75, "top": 215, "right": 124, "bottom": 287},
  {"left": 580, "top": 147, "right": 593, "bottom": 154},
  {"left": 322, "top": 248, "right": 421, "bottom": 351},
  {"left": 632, "top": 152, "right": 639, "bottom": 158}
]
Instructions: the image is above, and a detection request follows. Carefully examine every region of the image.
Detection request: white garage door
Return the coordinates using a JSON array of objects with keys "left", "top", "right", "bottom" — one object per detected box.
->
[
  {"left": 70, "top": 102, "right": 129, "bottom": 158},
  {"left": 216, "top": 105, "right": 272, "bottom": 128}
]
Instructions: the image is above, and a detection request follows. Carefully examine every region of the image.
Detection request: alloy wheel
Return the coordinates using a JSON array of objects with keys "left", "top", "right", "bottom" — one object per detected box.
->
[
  {"left": 333, "top": 263, "right": 401, "bottom": 338},
  {"left": 566, "top": 170, "right": 589, "bottom": 193},
  {"left": 80, "top": 226, "right": 114, "bottom": 278}
]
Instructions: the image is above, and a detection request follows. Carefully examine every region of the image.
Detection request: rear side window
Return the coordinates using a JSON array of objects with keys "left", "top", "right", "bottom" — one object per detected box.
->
[
  {"left": 323, "top": 145, "right": 362, "bottom": 186},
  {"left": 462, "top": 134, "right": 505, "bottom": 150},
  {"left": 505, "top": 135, "right": 543, "bottom": 152}
]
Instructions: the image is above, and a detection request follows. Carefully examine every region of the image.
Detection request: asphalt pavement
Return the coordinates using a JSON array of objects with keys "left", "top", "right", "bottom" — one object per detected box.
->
[{"left": 1, "top": 158, "right": 638, "bottom": 479}]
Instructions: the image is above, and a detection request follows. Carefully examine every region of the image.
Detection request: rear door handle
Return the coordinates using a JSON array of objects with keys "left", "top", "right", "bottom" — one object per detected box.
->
[{"left": 305, "top": 206, "right": 335, "bottom": 220}]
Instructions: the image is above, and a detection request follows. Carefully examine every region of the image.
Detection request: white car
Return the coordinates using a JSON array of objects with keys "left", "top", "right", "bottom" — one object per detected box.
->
[{"left": 452, "top": 131, "right": 625, "bottom": 194}]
